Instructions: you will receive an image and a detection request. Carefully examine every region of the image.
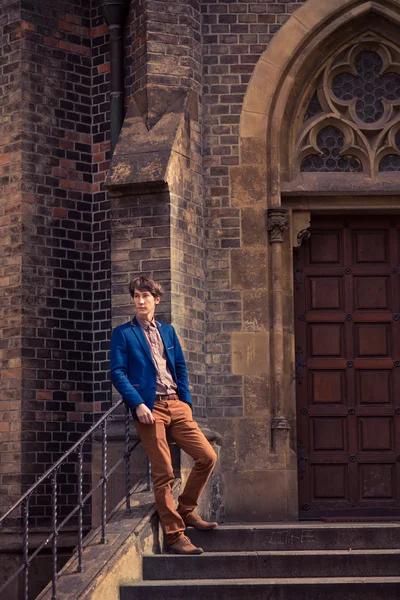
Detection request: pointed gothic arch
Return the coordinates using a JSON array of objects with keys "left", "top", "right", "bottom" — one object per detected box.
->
[{"left": 239, "top": 0, "right": 400, "bottom": 201}]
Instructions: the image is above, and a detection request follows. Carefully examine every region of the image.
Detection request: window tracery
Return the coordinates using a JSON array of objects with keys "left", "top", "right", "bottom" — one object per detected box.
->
[
  {"left": 297, "top": 35, "right": 400, "bottom": 176},
  {"left": 300, "top": 126, "right": 362, "bottom": 172}
]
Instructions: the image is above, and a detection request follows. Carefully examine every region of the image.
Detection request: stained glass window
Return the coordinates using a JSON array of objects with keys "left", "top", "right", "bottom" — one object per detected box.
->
[
  {"left": 301, "top": 126, "right": 362, "bottom": 172},
  {"left": 332, "top": 51, "right": 400, "bottom": 124}
]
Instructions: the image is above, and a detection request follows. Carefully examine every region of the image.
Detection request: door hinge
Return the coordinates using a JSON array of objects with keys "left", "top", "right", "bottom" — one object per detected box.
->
[
  {"left": 298, "top": 440, "right": 308, "bottom": 480},
  {"left": 295, "top": 346, "right": 306, "bottom": 384}
]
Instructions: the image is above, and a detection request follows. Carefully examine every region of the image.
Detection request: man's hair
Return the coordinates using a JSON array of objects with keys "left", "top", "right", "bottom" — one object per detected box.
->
[{"left": 129, "top": 276, "right": 164, "bottom": 299}]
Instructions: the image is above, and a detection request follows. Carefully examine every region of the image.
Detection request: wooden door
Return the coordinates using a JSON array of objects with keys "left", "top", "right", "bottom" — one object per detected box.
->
[{"left": 295, "top": 216, "right": 400, "bottom": 519}]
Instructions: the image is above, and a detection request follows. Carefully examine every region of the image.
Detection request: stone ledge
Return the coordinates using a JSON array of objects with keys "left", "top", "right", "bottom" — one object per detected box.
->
[
  {"left": 105, "top": 90, "right": 198, "bottom": 191},
  {"left": 282, "top": 172, "right": 400, "bottom": 195}
]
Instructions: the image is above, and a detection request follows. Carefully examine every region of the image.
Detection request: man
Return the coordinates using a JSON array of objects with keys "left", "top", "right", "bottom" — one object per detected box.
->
[{"left": 110, "top": 276, "right": 217, "bottom": 555}]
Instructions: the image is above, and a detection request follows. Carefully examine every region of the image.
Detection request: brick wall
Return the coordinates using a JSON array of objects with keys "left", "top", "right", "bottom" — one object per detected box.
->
[
  {"left": 0, "top": 0, "right": 312, "bottom": 524},
  {"left": 0, "top": 0, "right": 110, "bottom": 523},
  {"left": 126, "top": 0, "right": 147, "bottom": 97},
  {"left": 17, "top": 0, "right": 94, "bottom": 523},
  {"left": 108, "top": 0, "right": 206, "bottom": 412},
  {"left": 154, "top": 0, "right": 206, "bottom": 413},
  {"left": 110, "top": 189, "right": 172, "bottom": 344},
  {"left": 169, "top": 115, "right": 206, "bottom": 414},
  {"left": 0, "top": 0, "right": 120, "bottom": 521},
  {"left": 127, "top": 0, "right": 202, "bottom": 124},
  {"left": 201, "top": 0, "right": 306, "bottom": 418},
  {"left": 90, "top": 3, "right": 112, "bottom": 420},
  {"left": 0, "top": 0, "right": 23, "bottom": 512}
]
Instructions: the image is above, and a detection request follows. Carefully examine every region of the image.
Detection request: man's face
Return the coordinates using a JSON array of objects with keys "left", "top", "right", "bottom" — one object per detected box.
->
[{"left": 133, "top": 288, "right": 160, "bottom": 321}]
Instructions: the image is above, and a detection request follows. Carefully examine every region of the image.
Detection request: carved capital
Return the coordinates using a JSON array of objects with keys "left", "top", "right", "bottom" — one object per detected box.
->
[
  {"left": 267, "top": 208, "right": 289, "bottom": 243},
  {"left": 271, "top": 416, "right": 290, "bottom": 430}
]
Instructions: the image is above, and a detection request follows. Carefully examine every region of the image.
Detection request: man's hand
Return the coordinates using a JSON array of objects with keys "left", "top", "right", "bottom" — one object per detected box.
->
[{"left": 136, "top": 403, "right": 154, "bottom": 425}]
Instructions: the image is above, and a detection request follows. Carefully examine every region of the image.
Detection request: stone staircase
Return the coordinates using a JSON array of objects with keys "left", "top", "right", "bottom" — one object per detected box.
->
[{"left": 120, "top": 522, "right": 400, "bottom": 599}]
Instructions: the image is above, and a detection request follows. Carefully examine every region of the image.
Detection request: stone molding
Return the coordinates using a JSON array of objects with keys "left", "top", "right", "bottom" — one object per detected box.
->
[
  {"left": 292, "top": 211, "right": 311, "bottom": 248},
  {"left": 271, "top": 416, "right": 290, "bottom": 430},
  {"left": 267, "top": 208, "right": 289, "bottom": 243},
  {"left": 105, "top": 89, "right": 198, "bottom": 190}
]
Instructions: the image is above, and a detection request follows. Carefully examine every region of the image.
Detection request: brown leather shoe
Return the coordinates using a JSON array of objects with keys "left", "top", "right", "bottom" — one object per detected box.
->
[
  {"left": 183, "top": 512, "right": 218, "bottom": 531},
  {"left": 168, "top": 534, "right": 203, "bottom": 555}
]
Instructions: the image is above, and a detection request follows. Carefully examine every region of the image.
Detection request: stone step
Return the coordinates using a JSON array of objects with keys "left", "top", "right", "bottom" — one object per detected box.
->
[
  {"left": 121, "top": 577, "right": 400, "bottom": 600},
  {"left": 185, "top": 523, "right": 400, "bottom": 551},
  {"left": 142, "top": 549, "right": 400, "bottom": 580}
]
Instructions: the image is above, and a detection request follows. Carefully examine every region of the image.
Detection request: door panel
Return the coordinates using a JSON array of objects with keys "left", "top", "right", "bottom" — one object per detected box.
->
[
  {"left": 295, "top": 216, "right": 400, "bottom": 519},
  {"left": 309, "top": 277, "right": 343, "bottom": 309}
]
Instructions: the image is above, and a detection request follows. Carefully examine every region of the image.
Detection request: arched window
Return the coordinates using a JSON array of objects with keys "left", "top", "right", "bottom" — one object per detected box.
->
[{"left": 296, "top": 35, "right": 400, "bottom": 176}]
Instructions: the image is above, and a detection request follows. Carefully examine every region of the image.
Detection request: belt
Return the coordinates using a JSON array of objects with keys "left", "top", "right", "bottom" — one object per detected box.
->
[{"left": 155, "top": 393, "right": 179, "bottom": 401}]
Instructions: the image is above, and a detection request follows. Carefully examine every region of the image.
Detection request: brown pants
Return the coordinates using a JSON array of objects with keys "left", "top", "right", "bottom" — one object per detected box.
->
[{"left": 135, "top": 398, "right": 217, "bottom": 539}]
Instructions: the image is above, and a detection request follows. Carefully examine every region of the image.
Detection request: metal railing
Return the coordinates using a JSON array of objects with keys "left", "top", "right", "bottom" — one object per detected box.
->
[{"left": 0, "top": 400, "right": 149, "bottom": 600}]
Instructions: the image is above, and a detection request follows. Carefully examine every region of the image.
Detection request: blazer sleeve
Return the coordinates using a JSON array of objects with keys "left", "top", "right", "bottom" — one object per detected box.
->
[
  {"left": 110, "top": 327, "right": 144, "bottom": 410},
  {"left": 173, "top": 328, "right": 192, "bottom": 406}
]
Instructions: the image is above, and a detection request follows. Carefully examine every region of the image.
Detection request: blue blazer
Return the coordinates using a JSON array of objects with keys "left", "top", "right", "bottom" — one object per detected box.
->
[{"left": 110, "top": 316, "right": 192, "bottom": 414}]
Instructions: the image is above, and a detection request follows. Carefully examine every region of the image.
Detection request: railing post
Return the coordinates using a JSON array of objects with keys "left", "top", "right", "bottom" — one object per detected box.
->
[
  {"left": 77, "top": 443, "right": 84, "bottom": 572},
  {"left": 51, "top": 470, "right": 58, "bottom": 600},
  {"left": 23, "top": 496, "right": 30, "bottom": 600},
  {"left": 124, "top": 403, "right": 131, "bottom": 514},
  {"left": 101, "top": 420, "right": 108, "bottom": 544},
  {"left": 0, "top": 398, "right": 139, "bottom": 598}
]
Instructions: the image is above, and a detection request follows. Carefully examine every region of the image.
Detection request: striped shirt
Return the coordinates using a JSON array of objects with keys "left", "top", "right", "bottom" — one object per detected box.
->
[{"left": 137, "top": 317, "right": 177, "bottom": 395}]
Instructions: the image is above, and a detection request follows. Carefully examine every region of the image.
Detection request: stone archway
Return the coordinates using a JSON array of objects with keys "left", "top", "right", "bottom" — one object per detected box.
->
[
  {"left": 240, "top": 0, "right": 400, "bottom": 193},
  {"left": 231, "top": 0, "right": 400, "bottom": 517}
]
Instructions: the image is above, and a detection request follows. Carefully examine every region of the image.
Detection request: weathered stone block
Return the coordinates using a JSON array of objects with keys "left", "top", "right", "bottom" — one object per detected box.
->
[
  {"left": 243, "top": 375, "right": 270, "bottom": 417},
  {"left": 243, "top": 288, "right": 269, "bottom": 330},
  {"left": 236, "top": 418, "right": 271, "bottom": 470},
  {"left": 230, "top": 165, "right": 267, "bottom": 207},
  {"left": 294, "top": 0, "right": 353, "bottom": 31},
  {"left": 240, "top": 111, "right": 267, "bottom": 139},
  {"left": 231, "top": 249, "right": 267, "bottom": 290},
  {"left": 241, "top": 207, "right": 268, "bottom": 246},
  {"left": 207, "top": 417, "right": 237, "bottom": 472},
  {"left": 287, "top": 468, "right": 299, "bottom": 520},
  {"left": 223, "top": 470, "right": 290, "bottom": 521},
  {"left": 243, "top": 57, "right": 280, "bottom": 115},
  {"left": 240, "top": 137, "right": 266, "bottom": 165},
  {"left": 232, "top": 332, "right": 269, "bottom": 376},
  {"left": 259, "top": 17, "right": 307, "bottom": 70}
]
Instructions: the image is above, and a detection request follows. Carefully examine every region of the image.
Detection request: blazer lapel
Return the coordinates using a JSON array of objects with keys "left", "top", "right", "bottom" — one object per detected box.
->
[
  {"left": 156, "top": 321, "right": 175, "bottom": 372},
  {"left": 156, "top": 321, "right": 168, "bottom": 348},
  {"left": 131, "top": 316, "right": 154, "bottom": 365}
]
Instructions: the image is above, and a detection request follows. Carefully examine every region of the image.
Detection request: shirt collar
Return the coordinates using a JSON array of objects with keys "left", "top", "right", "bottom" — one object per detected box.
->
[{"left": 136, "top": 315, "right": 156, "bottom": 330}]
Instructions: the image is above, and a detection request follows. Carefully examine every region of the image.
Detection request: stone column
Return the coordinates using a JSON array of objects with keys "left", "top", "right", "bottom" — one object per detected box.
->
[{"left": 267, "top": 208, "right": 290, "bottom": 456}]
